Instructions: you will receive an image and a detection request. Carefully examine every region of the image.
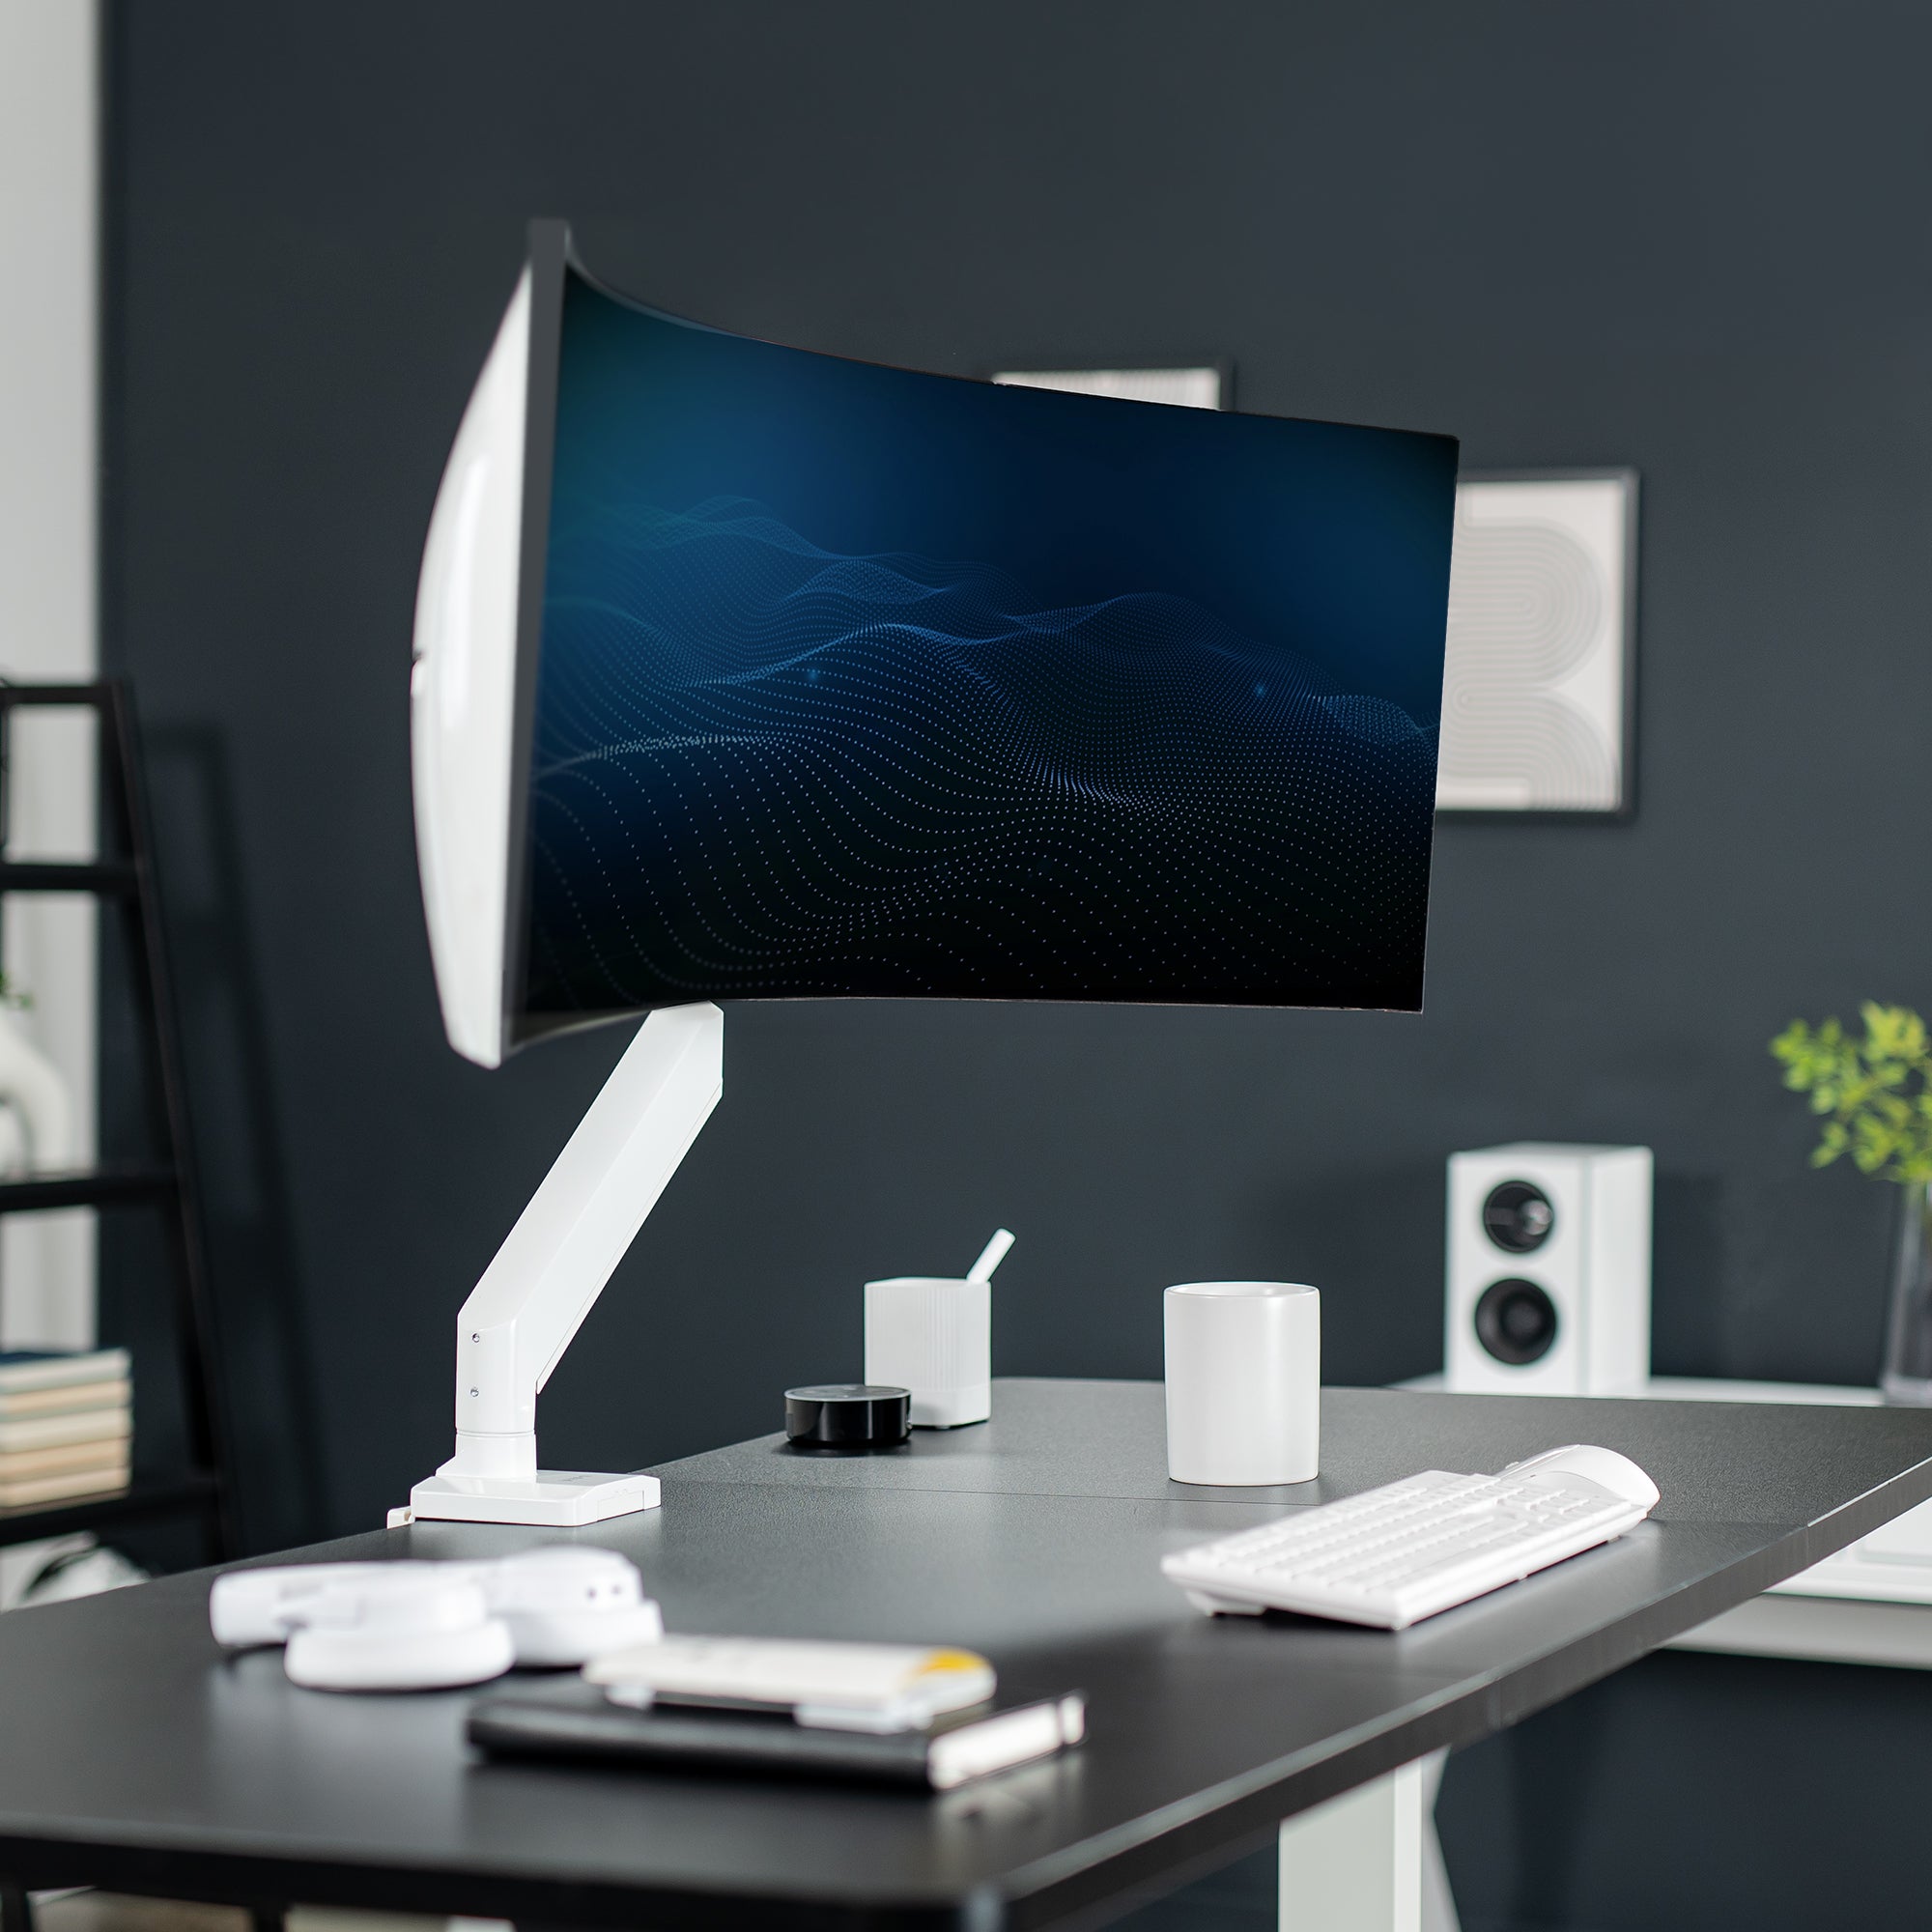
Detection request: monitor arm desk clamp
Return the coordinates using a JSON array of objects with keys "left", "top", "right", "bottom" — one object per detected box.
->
[{"left": 403, "top": 1002, "right": 721, "bottom": 1527}]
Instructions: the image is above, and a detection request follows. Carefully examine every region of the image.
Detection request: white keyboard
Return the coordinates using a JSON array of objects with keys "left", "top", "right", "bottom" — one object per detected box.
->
[{"left": 1162, "top": 1443, "right": 1661, "bottom": 1630}]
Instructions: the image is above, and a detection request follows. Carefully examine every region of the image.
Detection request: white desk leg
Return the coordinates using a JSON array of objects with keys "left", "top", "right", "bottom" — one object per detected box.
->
[
  {"left": 1417, "top": 1751, "right": 1458, "bottom": 1932},
  {"left": 1279, "top": 1751, "right": 1458, "bottom": 1932}
]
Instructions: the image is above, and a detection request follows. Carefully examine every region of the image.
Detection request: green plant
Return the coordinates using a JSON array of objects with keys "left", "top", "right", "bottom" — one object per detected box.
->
[{"left": 1772, "top": 1003, "right": 1932, "bottom": 1183}]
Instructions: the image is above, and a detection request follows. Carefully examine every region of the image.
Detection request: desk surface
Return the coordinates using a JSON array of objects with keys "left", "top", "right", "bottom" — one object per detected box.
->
[{"left": 4, "top": 1379, "right": 1932, "bottom": 1931}]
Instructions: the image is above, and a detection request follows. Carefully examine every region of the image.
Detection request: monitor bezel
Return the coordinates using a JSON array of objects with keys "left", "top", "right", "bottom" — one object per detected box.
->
[{"left": 499, "top": 219, "right": 570, "bottom": 1056}]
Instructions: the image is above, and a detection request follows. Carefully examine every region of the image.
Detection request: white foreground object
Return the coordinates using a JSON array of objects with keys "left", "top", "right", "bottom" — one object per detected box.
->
[
  {"left": 408, "top": 1002, "right": 723, "bottom": 1526},
  {"left": 866, "top": 1230, "right": 1012, "bottom": 1429},
  {"left": 1164, "top": 1282, "right": 1321, "bottom": 1485},
  {"left": 211, "top": 1548, "right": 663, "bottom": 1667},
  {"left": 587, "top": 1634, "right": 996, "bottom": 1733},
  {"left": 1164, "top": 1443, "right": 1658, "bottom": 1628},
  {"left": 270, "top": 1569, "right": 516, "bottom": 1692}
]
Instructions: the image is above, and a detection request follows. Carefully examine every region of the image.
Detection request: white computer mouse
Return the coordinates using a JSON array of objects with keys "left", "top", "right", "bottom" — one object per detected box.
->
[{"left": 1503, "top": 1443, "right": 1661, "bottom": 1511}]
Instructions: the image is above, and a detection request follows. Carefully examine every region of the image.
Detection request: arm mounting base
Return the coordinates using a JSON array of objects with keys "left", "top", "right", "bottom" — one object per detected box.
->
[{"left": 408, "top": 1467, "right": 660, "bottom": 1526}]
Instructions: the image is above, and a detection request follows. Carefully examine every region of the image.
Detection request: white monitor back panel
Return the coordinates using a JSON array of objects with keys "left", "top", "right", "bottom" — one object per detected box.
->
[{"left": 990, "top": 367, "right": 1226, "bottom": 410}]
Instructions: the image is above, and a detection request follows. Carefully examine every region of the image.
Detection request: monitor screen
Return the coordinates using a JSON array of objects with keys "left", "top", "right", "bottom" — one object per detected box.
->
[{"left": 516, "top": 267, "right": 1456, "bottom": 1031}]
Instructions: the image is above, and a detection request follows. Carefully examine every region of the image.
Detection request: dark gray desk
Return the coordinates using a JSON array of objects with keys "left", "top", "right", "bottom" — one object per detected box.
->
[{"left": 4, "top": 1379, "right": 1931, "bottom": 1931}]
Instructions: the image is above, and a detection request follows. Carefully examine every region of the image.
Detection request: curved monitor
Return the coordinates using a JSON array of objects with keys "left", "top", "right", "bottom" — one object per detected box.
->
[{"left": 413, "top": 223, "right": 1457, "bottom": 1066}]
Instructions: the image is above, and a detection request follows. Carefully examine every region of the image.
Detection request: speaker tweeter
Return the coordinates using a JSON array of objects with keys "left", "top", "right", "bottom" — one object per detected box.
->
[{"left": 1481, "top": 1180, "right": 1554, "bottom": 1255}]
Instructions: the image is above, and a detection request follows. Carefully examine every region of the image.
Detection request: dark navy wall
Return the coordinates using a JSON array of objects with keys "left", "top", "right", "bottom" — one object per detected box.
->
[{"left": 101, "top": 6, "right": 1932, "bottom": 1928}]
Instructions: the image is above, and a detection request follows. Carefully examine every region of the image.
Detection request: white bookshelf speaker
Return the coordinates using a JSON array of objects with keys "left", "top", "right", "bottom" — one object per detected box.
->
[{"left": 1445, "top": 1143, "right": 1652, "bottom": 1396}]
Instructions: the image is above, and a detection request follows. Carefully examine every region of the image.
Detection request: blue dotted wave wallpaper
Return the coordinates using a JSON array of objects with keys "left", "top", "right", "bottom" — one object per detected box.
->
[{"left": 519, "top": 269, "right": 1458, "bottom": 1024}]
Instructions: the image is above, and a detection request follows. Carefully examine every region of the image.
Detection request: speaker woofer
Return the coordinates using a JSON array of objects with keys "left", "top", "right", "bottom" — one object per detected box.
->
[
  {"left": 1482, "top": 1179, "right": 1555, "bottom": 1254},
  {"left": 1473, "top": 1277, "right": 1559, "bottom": 1366}
]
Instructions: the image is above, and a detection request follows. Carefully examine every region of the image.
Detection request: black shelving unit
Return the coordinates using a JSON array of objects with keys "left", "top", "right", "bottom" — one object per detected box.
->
[{"left": 0, "top": 682, "right": 236, "bottom": 1562}]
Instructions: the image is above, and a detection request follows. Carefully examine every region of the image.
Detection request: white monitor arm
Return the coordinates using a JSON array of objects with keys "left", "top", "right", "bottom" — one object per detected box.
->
[{"left": 405, "top": 1001, "right": 723, "bottom": 1527}]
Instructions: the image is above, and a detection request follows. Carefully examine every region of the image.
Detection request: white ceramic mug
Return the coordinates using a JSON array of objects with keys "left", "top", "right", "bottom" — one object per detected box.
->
[{"left": 1163, "top": 1281, "right": 1321, "bottom": 1485}]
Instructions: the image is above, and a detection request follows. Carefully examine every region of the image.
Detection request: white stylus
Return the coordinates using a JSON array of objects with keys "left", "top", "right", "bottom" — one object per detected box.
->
[{"left": 968, "top": 1229, "right": 1015, "bottom": 1282}]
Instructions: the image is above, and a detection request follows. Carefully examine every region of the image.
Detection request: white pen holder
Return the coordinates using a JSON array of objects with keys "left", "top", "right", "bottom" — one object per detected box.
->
[
  {"left": 865, "top": 1276, "right": 991, "bottom": 1428},
  {"left": 1164, "top": 1281, "right": 1321, "bottom": 1485}
]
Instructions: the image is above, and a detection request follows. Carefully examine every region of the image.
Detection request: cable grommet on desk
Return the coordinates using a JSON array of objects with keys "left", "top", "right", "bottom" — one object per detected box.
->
[{"left": 783, "top": 1384, "right": 911, "bottom": 1451}]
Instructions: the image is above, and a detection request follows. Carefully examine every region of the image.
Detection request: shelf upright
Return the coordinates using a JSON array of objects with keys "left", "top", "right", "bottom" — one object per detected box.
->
[{"left": 0, "top": 681, "right": 237, "bottom": 1561}]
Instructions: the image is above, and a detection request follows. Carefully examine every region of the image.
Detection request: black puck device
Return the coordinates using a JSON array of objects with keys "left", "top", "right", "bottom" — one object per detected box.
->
[{"left": 784, "top": 1384, "right": 911, "bottom": 1451}]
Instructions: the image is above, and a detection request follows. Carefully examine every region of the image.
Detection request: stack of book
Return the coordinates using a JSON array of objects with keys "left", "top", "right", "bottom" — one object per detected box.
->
[{"left": 0, "top": 1348, "right": 132, "bottom": 1509}]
